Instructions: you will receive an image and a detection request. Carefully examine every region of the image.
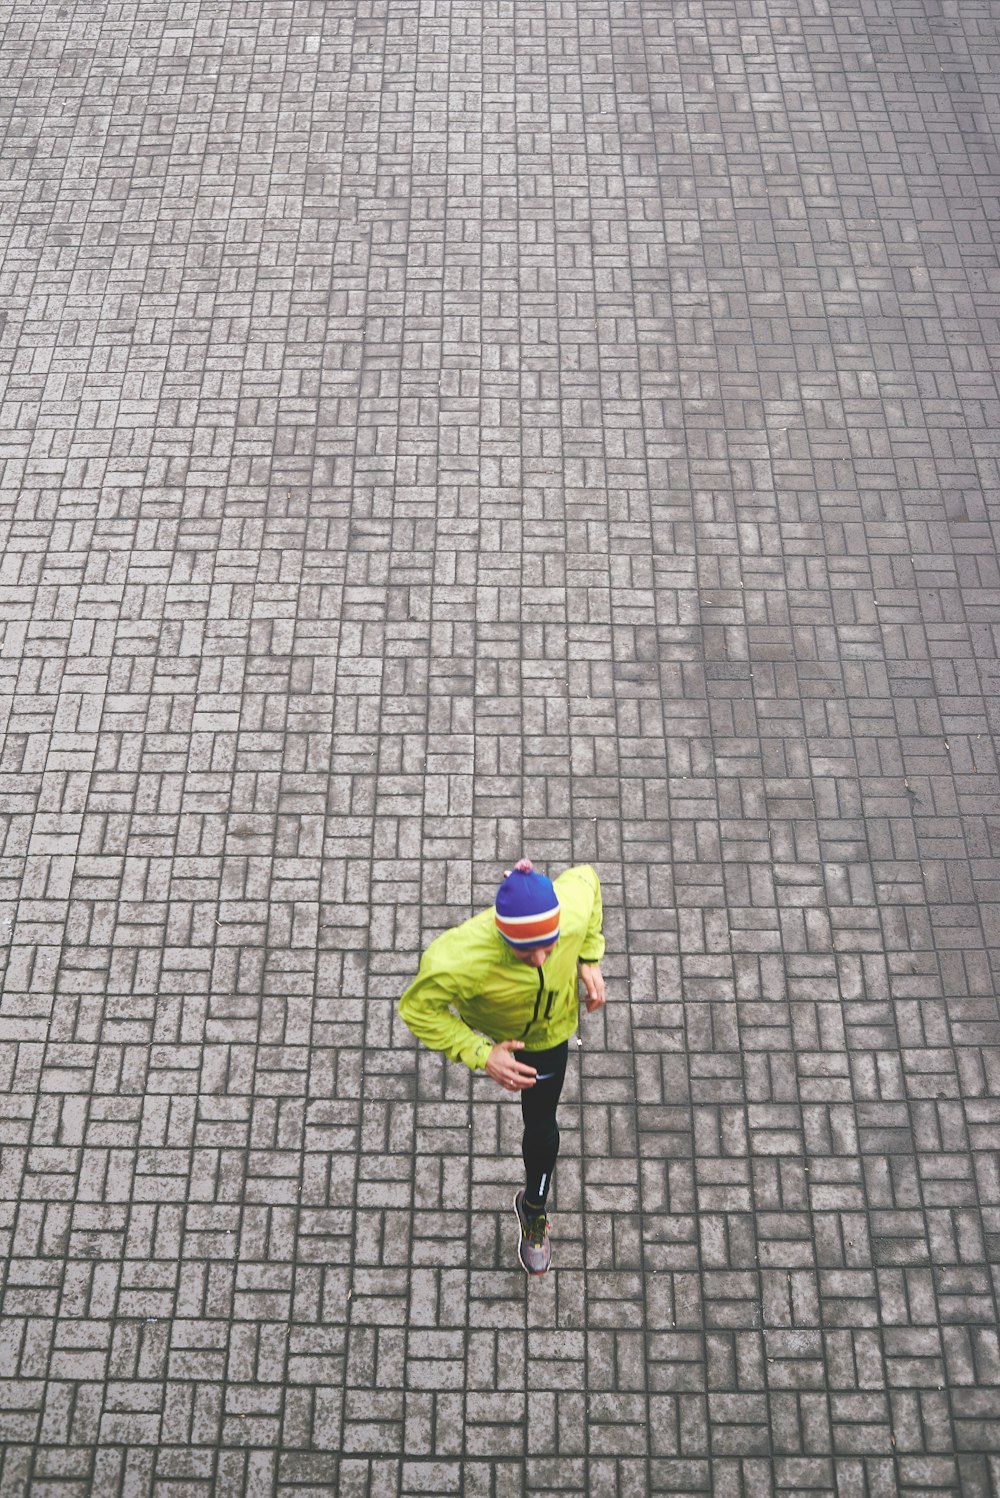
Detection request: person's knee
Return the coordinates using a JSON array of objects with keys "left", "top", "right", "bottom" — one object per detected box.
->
[{"left": 524, "top": 1116, "right": 560, "bottom": 1162}]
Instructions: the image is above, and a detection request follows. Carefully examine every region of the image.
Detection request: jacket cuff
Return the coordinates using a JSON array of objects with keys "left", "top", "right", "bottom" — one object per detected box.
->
[{"left": 462, "top": 1034, "right": 494, "bottom": 1072}]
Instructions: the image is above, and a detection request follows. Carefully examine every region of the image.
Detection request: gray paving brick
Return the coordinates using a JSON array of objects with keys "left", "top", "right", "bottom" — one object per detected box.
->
[{"left": 2, "top": 0, "right": 1000, "bottom": 1493}]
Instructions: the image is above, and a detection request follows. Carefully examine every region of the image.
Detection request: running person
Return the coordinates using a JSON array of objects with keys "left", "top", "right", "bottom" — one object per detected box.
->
[{"left": 398, "top": 860, "right": 606, "bottom": 1275}]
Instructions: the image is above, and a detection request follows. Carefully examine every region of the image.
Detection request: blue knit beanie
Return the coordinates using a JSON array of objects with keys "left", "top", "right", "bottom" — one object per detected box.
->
[{"left": 495, "top": 859, "right": 560, "bottom": 950}]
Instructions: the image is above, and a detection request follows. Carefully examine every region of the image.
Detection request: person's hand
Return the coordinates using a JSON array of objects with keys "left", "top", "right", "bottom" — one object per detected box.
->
[
  {"left": 579, "top": 963, "right": 606, "bottom": 1013},
  {"left": 485, "top": 1039, "right": 537, "bottom": 1091}
]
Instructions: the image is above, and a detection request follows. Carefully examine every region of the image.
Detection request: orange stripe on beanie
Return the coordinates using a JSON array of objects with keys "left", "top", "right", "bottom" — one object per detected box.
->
[{"left": 495, "top": 859, "right": 560, "bottom": 950}]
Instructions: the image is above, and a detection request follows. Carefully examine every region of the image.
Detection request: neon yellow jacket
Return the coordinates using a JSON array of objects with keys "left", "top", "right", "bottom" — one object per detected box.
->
[{"left": 398, "top": 865, "right": 605, "bottom": 1071}]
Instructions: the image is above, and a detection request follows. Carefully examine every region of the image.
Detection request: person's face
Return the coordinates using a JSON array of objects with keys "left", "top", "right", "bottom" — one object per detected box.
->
[{"left": 512, "top": 941, "right": 557, "bottom": 968}]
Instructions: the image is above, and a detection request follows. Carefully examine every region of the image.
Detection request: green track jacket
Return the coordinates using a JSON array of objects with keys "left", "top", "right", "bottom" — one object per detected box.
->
[{"left": 398, "top": 865, "right": 605, "bottom": 1072}]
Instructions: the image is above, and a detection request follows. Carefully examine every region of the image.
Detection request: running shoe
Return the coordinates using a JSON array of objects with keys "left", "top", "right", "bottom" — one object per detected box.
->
[{"left": 513, "top": 1188, "right": 552, "bottom": 1275}]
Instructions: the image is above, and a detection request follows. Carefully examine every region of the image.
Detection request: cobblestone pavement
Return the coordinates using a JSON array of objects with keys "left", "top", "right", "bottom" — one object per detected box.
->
[{"left": 1, "top": 0, "right": 1000, "bottom": 1494}]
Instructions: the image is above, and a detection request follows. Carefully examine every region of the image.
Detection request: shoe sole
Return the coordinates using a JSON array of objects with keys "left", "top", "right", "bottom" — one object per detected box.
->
[{"left": 513, "top": 1190, "right": 550, "bottom": 1276}]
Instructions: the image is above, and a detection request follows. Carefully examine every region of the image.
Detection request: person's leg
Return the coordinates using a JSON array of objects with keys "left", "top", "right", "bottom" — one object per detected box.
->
[{"left": 518, "top": 1040, "right": 569, "bottom": 1217}]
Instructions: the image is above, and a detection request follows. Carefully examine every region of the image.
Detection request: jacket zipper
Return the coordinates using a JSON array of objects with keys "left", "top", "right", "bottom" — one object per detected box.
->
[{"left": 519, "top": 970, "right": 545, "bottom": 1038}]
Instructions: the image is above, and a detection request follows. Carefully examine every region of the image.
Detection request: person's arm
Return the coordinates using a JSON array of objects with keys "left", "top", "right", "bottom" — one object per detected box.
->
[
  {"left": 400, "top": 966, "right": 539, "bottom": 1087},
  {"left": 576, "top": 867, "right": 606, "bottom": 1011},
  {"left": 578, "top": 866, "right": 605, "bottom": 965},
  {"left": 398, "top": 960, "right": 494, "bottom": 1072}
]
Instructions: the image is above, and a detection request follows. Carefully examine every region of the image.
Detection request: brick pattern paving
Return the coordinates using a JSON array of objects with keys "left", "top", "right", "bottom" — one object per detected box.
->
[{"left": 1, "top": 0, "right": 999, "bottom": 1493}]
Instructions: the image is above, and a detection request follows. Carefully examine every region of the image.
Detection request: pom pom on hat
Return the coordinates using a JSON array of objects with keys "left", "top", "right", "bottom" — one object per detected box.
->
[{"left": 496, "top": 859, "right": 560, "bottom": 950}]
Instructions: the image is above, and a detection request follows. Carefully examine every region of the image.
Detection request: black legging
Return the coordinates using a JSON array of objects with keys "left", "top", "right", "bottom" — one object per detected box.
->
[{"left": 519, "top": 1040, "right": 569, "bottom": 1210}]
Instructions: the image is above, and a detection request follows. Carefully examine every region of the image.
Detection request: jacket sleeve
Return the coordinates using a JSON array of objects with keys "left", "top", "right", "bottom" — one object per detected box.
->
[
  {"left": 577, "top": 866, "right": 606, "bottom": 964},
  {"left": 398, "top": 958, "right": 494, "bottom": 1072}
]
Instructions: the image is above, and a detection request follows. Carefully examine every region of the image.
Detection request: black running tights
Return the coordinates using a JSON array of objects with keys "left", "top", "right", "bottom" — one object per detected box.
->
[{"left": 518, "top": 1040, "right": 569, "bottom": 1210}]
